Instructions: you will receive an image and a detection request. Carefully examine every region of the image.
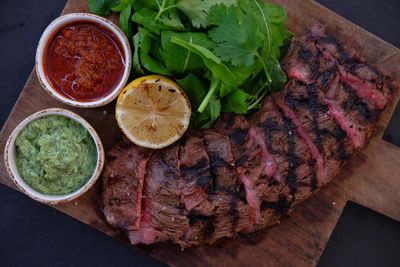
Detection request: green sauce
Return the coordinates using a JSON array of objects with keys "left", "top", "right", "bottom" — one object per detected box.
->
[{"left": 15, "top": 115, "right": 97, "bottom": 195}]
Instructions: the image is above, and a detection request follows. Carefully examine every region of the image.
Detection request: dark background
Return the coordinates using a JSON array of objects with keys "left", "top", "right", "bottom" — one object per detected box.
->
[{"left": 0, "top": 1, "right": 399, "bottom": 266}]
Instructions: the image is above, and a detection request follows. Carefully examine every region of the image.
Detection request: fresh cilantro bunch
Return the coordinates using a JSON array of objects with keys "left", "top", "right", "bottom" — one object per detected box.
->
[{"left": 88, "top": 0, "right": 292, "bottom": 128}]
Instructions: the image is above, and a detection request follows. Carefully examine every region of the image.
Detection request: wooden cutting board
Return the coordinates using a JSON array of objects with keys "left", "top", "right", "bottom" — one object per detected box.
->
[{"left": 0, "top": 0, "right": 399, "bottom": 266}]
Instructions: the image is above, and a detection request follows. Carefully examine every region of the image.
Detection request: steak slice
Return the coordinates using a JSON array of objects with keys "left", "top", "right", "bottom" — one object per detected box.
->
[
  {"left": 283, "top": 27, "right": 385, "bottom": 149},
  {"left": 203, "top": 130, "right": 241, "bottom": 194},
  {"left": 102, "top": 139, "right": 151, "bottom": 231},
  {"left": 179, "top": 135, "right": 211, "bottom": 210},
  {"left": 310, "top": 23, "right": 393, "bottom": 103},
  {"left": 251, "top": 98, "right": 315, "bottom": 203},
  {"left": 181, "top": 130, "right": 250, "bottom": 246},
  {"left": 275, "top": 81, "right": 354, "bottom": 184},
  {"left": 129, "top": 144, "right": 189, "bottom": 245},
  {"left": 214, "top": 114, "right": 265, "bottom": 224},
  {"left": 182, "top": 195, "right": 253, "bottom": 247}
]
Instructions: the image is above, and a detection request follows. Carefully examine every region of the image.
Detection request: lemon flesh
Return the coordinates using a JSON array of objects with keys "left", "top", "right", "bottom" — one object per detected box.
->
[{"left": 116, "top": 75, "right": 191, "bottom": 149}]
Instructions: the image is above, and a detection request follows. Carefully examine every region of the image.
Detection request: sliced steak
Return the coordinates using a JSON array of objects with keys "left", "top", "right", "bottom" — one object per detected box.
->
[
  {"left": 181, "top": 130, "right": 250, "bottom": 246},
  {"left": 214, "top": 114, "right": 264, "bottom": 224},
  {"left": 250, "top": 98, "right": 315, "bottom": 203},
  {"left": 203, "top": 130, "right": 242, "bottom": 194},
  {"left": 179, "top": 136, "right": 211, "bottom": 210},
  {"left": 182, "top": 195, "right": 253, "bottom": 247},
  {"left": 310, "top": 23, "right": 393, "bottom": 102},
  {"left": 102, "top": 139, "right": 151, "bottom": 231},
  {"left": 275, "top": 81, "right": 354, "bottom": 184},
  {"left": 129, "top": 144, "right": 189, "bottom": 245},
  {"left": 282, "top": 26, "right": 385, "bottom": 150}
]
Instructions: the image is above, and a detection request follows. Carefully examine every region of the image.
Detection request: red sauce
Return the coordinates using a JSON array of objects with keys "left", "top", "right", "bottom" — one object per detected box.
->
[{"left": 44, "top": 21, "right": 125, "bottom": 102}]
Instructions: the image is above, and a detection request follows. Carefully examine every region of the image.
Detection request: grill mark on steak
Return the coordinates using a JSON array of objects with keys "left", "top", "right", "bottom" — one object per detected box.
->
[
  {"left": 260, "top": 194, "right": 290, "bottom": 214},
  {"left": 284, "top": 115, "right": 298, "bottom": 195},
  {"left": 318, "top": 35, "right": 352, "bottom": 62},
  {"left": 187, "top": 211, "right": 216, "bottom": 238},
  {"left": 334, "top": 125, "right": 351, "bottom": 165},
  {"left": 342, "top": 84, "right": 381, "bottom": 123},
  {"left": 309, "top": 162, "right": 318, "bottom": 191},
  {"left": 180, "top": 159, "right": 209, "bottom": 180},
  {"left": 229, "top": 193, "right": 240, "bottom": 227}
]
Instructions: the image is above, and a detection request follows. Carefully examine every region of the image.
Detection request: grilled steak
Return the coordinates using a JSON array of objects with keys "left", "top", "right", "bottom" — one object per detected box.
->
[{"left": 101, "top": 24, "right": 396, "bottom": 248}]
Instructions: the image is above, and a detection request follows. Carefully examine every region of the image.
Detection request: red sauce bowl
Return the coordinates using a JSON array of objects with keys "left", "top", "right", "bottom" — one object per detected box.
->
[{"left": 35, "top": 13, "right": 131, "bottom": 108}]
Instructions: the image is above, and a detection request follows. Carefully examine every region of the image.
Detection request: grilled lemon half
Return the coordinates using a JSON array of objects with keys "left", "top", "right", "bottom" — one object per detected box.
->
[{"left": 116, "top": 75, "right": 191, "bottom": 149}]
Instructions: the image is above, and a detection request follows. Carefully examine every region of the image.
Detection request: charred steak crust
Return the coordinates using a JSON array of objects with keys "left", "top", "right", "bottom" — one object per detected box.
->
[{"left": 101, "top": 24, "right": 396, "bottom": 247}]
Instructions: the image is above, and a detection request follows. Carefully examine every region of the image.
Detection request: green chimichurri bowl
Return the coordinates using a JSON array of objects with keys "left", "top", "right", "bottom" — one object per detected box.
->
[{"left": 4, "top": 108, "right": 105, "bottom": 204}]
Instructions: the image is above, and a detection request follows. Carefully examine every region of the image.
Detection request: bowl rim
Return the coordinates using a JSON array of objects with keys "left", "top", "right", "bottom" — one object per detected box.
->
[
  {"left": 4, "top": 108, "right": 105, "bottom": 204},
  {"left": 35, "top": 12, "right": 132, "bottom": 108}
]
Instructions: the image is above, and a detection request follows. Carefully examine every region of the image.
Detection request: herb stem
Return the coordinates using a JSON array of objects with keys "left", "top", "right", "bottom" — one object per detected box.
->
[
  {"left": 248, "top": 88, "right": 268, "bottom": 110},
  {"left": 198, "top": 79, "right": 220, "bottom": 113},
  {"left": 155, "top": 0, "right": 177, "bottom": 20},
  {"left": 251, "top": 0, "right": 271, "bottom": 58},
  {"left": 256, "top": 53, "right": 272, "bottom": 83},
  {"left": 162, "top": 5, "right": 177, "bottom": 13},
  {"left": 155, "top": 0, "right": 166, "bottom": 20}
]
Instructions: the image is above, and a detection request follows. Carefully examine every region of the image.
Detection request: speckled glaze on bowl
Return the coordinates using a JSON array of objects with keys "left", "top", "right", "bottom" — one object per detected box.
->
[
  {"left": 4, "top": 108, "right": 105, "bottom": 204},
  {"left": 35, "top": 13, "right": 132, "bottom": 108}
]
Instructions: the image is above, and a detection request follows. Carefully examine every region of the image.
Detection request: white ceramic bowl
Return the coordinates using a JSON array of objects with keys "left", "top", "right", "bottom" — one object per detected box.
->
[
  {"left": 35, "top": 13, "right": 132, "bottom": 108},
  {"left": 4, "top": 108, "right": 105, "bottom": 204}
]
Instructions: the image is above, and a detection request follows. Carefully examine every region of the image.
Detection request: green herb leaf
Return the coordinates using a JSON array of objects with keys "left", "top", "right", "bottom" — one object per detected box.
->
[
  {"left": 170, "top": 36, "right": 220, "bottom": 64},
  {"left": 138, "top": 33, "right": 171, "bottom": 75},
  {"left": 240, "top": 0, "right": 292, "bottom": 59},
  {"left": 140, "top": 51, "right": 172, "bottom": 75},
  {"left": 208, "top": 98, "right": 221, "bottom": 120},
  {"left": 208, "top": 7, "right": 264, "bottom": 67},
  {"left": 132, "top": 32, "right": 145, "bottom": 75},
  {"left": 161, "top": 31, "right": 211, "bottom": 74},
  {"left": 176, "top": 0, "right": 237, "bottom": 28},
  {"left": 88, "top": 0, "right": 119, "bottom": 16},
  {"left": 119, "top": 4, "right": 133, "bottom": 38},
  {"left": 267, "top": 56, "right": 287, "bottom": 91},
  {"left": 171, "top": 36, "right": 241, "bottom": 92},
  {"left": 177, "top": 73, "right": 207, "bottom": 110},
  {"left": 222, "top": 89, "right": 249, "bottom": 114},
  {"left": 208, "top": 4, "right": 229, "bottom": 25},
  {"left": 132, "top": 7, "right": 186, "bottom": 35},
  {"left": 112, "top": 0, "right": 135, "bottom": 11}
]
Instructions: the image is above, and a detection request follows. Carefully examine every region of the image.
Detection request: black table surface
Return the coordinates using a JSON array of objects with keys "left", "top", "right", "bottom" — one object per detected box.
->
[{"left": 0, "top": 1, "right": 399, "bottom": 266}]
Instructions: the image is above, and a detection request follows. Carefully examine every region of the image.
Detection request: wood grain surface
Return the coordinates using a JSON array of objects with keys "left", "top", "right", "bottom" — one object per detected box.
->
[{"left": 0, "top": 0, "right": 399, "bottom": 266}]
